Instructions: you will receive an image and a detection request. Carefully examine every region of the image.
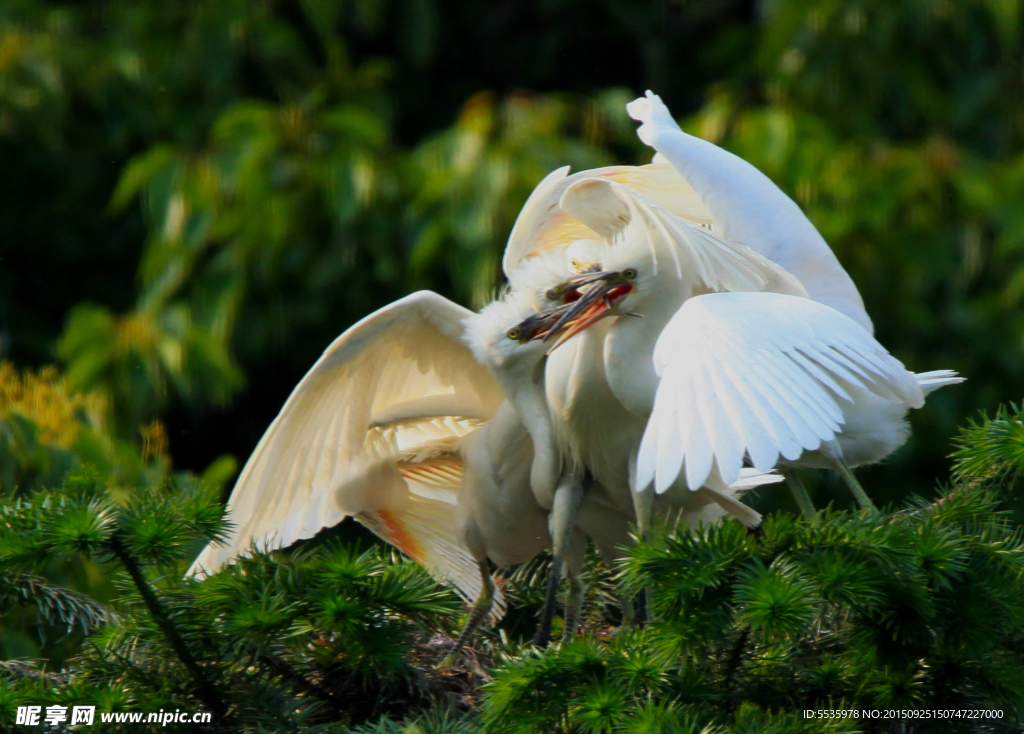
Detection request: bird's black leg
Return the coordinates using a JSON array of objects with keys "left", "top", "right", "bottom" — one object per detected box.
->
[
  {"left": 532, "top": 476, "right": 584, "bottom": 648},
  {"left": 439, "top": 561, "right": 495, "bottom": 667},
  {"left": 781, "top": 468, "right": 818, "bottom": 522},
  {"left": 532, "top": 555, "right": 563, "bottom": 648}
]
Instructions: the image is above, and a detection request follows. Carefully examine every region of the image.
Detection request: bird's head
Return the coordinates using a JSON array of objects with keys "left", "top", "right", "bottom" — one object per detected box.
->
[
  {"left": 514, "top": 239, "right": 653, "bottom": 350},
  {"left": 564, "top": 235, "right": 664, "bottom": 305},
  {"left": 463, "top": 291, "right": 565, "bottom": 380},
  {"left": 507, "top": 242, "right": 602, "bottom": 310}
]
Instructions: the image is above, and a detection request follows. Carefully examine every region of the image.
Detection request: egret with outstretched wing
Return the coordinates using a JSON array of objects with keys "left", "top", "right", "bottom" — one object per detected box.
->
[{"left": 188, "top": 292, "right": 505, "bottom": 612}]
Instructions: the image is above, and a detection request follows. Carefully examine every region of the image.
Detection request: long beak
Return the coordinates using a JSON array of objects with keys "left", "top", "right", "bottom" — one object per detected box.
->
[
  {"left": 514, "top": 307, "right": 571, "bottom": 343},
  {"left": 544, "top": 268, "right": 615, "bottom": 303},
  {"left": 560, "top": 269, "right": 621, "bottom": 290},
  {"left": 542, "top": 272, "right": 632, "bottom": 351}
]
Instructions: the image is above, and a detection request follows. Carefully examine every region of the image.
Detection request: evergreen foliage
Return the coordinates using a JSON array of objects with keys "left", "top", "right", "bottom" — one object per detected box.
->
[
  {"left": 0, "top": 464, "right": 469, "bottom": 731},
  {"left": 482, "top": 492, "right": 1024, "bottom": 733},
  {"left": 953, "top": 402, "right": 1024, "bottom": 519},
  {"left": 2, "top": 405, "right": 1024, "bottom": 732}
]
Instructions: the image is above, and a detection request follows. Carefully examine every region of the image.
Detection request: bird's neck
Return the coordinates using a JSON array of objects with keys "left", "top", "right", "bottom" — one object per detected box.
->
[
  {"left": 499, "top": 368, "right": 560, "bottom": 509},
  {"left": 605, "top": 289, "right": 683, "bottom": 417}
]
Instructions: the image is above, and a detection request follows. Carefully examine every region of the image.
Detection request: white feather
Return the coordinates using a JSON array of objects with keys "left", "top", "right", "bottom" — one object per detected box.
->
[
  {"left": 626, "top": 89, "right": 874, "bottom": 334},
  {"left": 188, "top": 291, "right": 506, "bottom": 614},
  {"left": 559, "top": 177, "right": 807, "bottom": 297},
  {"left": 638, "top": 292, "right": 926, "bottom": 491}
]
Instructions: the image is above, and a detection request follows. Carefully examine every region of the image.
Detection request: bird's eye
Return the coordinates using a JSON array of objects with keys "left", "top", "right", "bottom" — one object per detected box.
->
[
  {"left": 622, "top": 268, "right": 638, "bottom": 280},
  {"left": 545, "top": 288, "right": 559, "bottom": 301},
  {"left": 569, "top": 259, "right": 581, "bottom": 271},
  {"left": 507, "top": 327, "right": 522, "bottom": 341}
]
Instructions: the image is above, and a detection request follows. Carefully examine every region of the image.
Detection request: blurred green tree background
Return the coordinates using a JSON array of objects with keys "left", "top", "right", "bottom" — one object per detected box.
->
[
  {"left": 4, "top": 0, "right": 1015, "bottom": 500},
  {"left": 5, "top": 2, "right": 1024, "bottom": 730}
]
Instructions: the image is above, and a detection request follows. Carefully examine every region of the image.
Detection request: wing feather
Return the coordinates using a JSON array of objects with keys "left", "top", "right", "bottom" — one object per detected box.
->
[
  {"left": 502, "top": 161, "right": 716, "bottom": 276},
  {"left": 745, "top": 358, "right": 819, "bottom": 458},
  {"left": 684, "top": 359, "right": 717, "bottom": 491},
  {"left": 653, "top": 371, "right": 686, "bottom": 495},
  {"left": 712, "top": 354, "right": 787, "bottom": 471},
  {"left": 188, "top": 292, "right": 505, "bottom": 610},
  {"left": 703, "top": 347, "right": 766, "bottom": 481},
  {"left": 626, "top": 90, "right": 874, "bottom": 333},
  {"left": 758, "top": 350, "right": 840, "bottom": 438},
  {"left": 559, "top": 177, "right": 808, "bottom": 297},
  {"left": 789, "top": 349, "right": 853, "bottom": 402},
  {"left": 638, "top": 292, "right": 922, "bottom": 491}
]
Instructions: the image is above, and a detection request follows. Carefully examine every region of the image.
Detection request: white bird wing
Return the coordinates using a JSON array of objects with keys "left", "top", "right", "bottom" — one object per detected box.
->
[
  {"left": 635, "top": 292, "right": 923, "bottom": 493},
  {"left": 188, "top": 291, "right": 506, "bottom": 610},
  {"left": 502, "top": 161, "right": 715, "bottom": 276},
  {"left": 559, "top": 177, "right": 808, "bottom": 296},
  {"left": 626, "top": 90, "right": 873, "bottom": 333}
]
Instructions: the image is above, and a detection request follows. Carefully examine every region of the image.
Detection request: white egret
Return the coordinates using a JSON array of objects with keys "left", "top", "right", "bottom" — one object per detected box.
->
[
  {"left": 495, "top": 108, "right": 828, "bottom": 525},
  {"left": 465, "top": 272, "right": 779, "bottom": 643},
  {"left": 499, "top": 90, "right": 960, "bottom": 517},
  {"left": 186, "top": 290, "right": 640, "bottom": 657},
  {"left": 492, "top": 236, "right": 785, "bottom": 626},
  {"left": 464, "top": 290, "right": 637, "bottom": 645},
  {"left": 187, "top": 292, "right": 505, "bottom": 608},
  {"left": 531, "top": 201, "right": 962, "bottom": 515},
  {"left": 617, "top": 90, "right": 963, "bottom": 509},
  {"left": 506, "top": 181, "right": 799, "bottom": 542}
]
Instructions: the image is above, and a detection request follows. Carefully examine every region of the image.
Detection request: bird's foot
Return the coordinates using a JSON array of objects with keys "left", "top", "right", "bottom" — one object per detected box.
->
[{"left": 531, "top": 628, "right": 552, "bottom": 649}]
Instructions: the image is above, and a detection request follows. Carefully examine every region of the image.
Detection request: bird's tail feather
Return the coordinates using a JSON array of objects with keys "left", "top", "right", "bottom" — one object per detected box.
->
[
  {"left": 697, "top": 472, "right": 764, "bottom": 528},
  {"left": 915, "top": 369, "right": 965, "bottom": 397},
  {"left": 731, "top": 467, "right": 785, "bottom": 490}
]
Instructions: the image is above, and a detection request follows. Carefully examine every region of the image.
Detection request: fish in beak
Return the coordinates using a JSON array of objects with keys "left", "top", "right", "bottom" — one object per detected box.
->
[{"left": 517, "top": 271, "right": 634, "bottom": 351}]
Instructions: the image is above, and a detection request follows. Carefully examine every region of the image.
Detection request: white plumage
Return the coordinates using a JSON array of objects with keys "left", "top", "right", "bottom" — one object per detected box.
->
[
  {"left": 524, "top": 91, "right": 963, "bottom": 517},
  {"left": 634, "top": 292, "right": 928, "bottom": 494},
  {"left": 504, "top": 160, "right": 716, "bottom": 281},
  {"left": 626, "top": 90, "right": 872, "bottom": 333},
  {"left": 188, "top": 87, "right": 965, "bottom": 656},
  {"left": 188, "top": 291, "right": 506, "bottom": 613}
]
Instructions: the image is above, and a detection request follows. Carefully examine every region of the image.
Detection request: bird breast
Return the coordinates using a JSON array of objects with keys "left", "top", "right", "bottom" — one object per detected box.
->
[{"left": 544, "top": 322, "right": 644, "bottom": 513}]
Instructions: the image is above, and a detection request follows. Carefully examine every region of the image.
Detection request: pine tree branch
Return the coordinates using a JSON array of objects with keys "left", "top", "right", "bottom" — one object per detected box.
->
[
  {"left": 722, "top": 625, "right": 750, "bottom": 702},
  {"left": 0, "top": 659, "right": 72, "bottom": 685},
  {"left": 88, "top": 637, "right": 166, "bottom": 694},
  {"left": 108, "top": 534, "right": 227, "bottom": 719},
  {"left": 0, "top": 572, "right": 117, "bottom": 638},
  {"left": 255, "top": 650, "right": 347, "bottom": 714}
]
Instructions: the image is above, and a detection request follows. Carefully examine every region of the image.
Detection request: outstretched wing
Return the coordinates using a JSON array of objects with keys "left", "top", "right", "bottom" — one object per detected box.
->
[
  {"left": 559, "top": 177, "right": 807, "bottom": 296},
  {"left": 626, "top": 90, "right": 873, "bottom": 333},
  {"left": 636, "top": 292, "right": 922, "bottom": 493},
  {"left": 502, "top": 161, "right": 715, "bottom": 276},
  {"left": 188, "top": 291, "right": 505, "bottom": 609}
]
